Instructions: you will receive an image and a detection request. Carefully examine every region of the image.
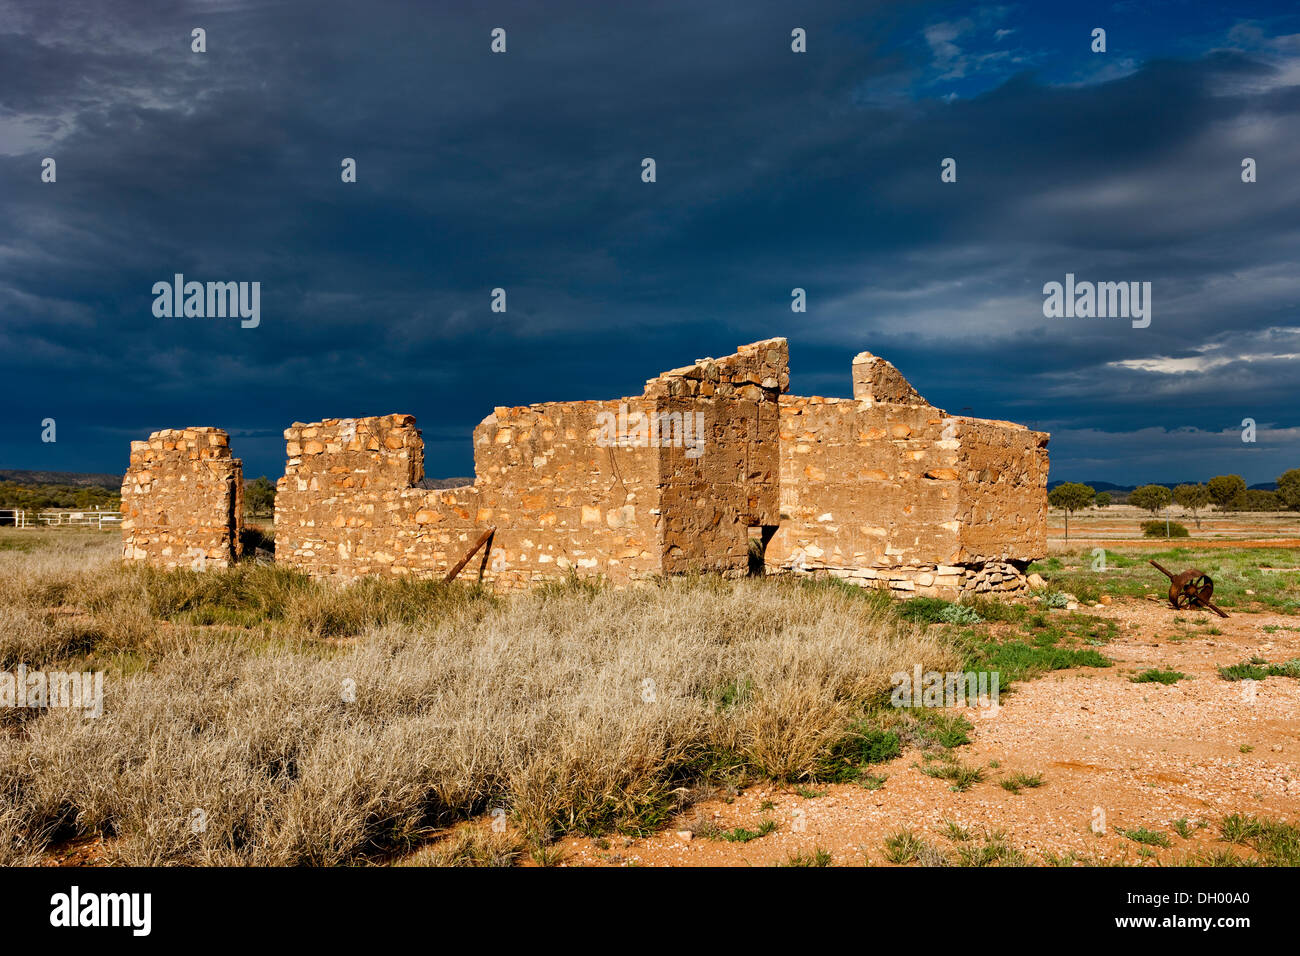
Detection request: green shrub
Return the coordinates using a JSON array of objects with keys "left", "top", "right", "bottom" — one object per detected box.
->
[
  {"left": 817, "top": 725, "right": 902, "bottom": 781},
  {"left": 896, "top": 597, "right": 957, "bottom": 624},
  {"left": 1219, "top": 658, "right": 1300, "bottom": 681},
  {"left": 1141, "top": 520, "right": 1189, "bottom": 538},
  {"left": 939, "top": 603, "right": 982, "bottom": 625},
  {"left": 1131, "top": 668, "right": 1188, "bottom": 684},
  {"left": 897, "top": 598, "right": 982, "bottom": 626}
]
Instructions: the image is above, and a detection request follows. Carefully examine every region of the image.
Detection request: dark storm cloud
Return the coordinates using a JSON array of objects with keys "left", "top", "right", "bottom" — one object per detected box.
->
[{"left": 0, "top": 0, "right": 1297, "bottom": 485}]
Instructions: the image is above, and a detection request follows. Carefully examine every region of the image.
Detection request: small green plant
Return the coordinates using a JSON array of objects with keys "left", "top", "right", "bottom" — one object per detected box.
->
[
  {"left": 1131, "top": 668, "right": 1188, "bottom": 684},
  {"left": 902, "top": 710, "right": 973, "bottom": 749},
  {"left": 920, "top": 754, "right": 985, "bottom": 792},
  {"left": 963, "top": 596, "right": 1026, "bottom": 623},
  {"left": 858, "top": 773, "right": 888, "bottom": 791},
  {"left": 999, "top": 772, "right": 1045, "bottom": 794},
  {"left": 719, "top": 818, "right": 778, "bottom": 843},
  {"left": 817, "top": 724, "right": 901, "bottom": 781},
  {"left": 794, "top": 785, "right": 827, "bottom": 800},
  {"left": 1220, "top": 662, "right": 1269, "bottom": 681},
  {"left": 972, "top": 639, "right": 1110, "bottom": 685},
  {"left": 884, "top": 829, "right": 925, "bottom": 864},
  {"left": 955, "top": 829, "right": 1025, "bottom": 867},
  {"left": 1116, "top": 826, "right": 1171, "bottom": 848},
  {"left": 1219, "top": 814, "right": 1300, "bottom": 866},
  {"left": 781, "top": 846, "right": 832, "bottom": 867},
  {"left": 942, "top": 820, "right": 971, "bottom": 841},
  {"left": 896, "top": 597, "right": 976, "bottom": 625},
  {"left": 1171, "top": 818, "right": 1193, "bottom": 839},
  {"left": 1219, "top": 658, "right": 1300, "bottom": 681}
]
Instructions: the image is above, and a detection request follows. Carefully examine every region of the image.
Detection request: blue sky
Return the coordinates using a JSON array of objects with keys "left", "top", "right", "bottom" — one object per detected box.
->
[{"left": 1, "top": 0, "right": 1298, "bottom": 485}]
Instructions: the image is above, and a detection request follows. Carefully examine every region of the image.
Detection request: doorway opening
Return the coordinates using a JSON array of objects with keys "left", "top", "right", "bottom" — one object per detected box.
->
[{"left": 747, "top": 525, "right": 779, "bottom": 576}]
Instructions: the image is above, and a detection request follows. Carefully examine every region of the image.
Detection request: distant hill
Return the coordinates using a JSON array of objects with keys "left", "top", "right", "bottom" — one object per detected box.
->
[
  {"left": 1048, "top": 480, "right": 1134, "bottom": 492},
  {"left": 416, "top": 477, "right": 475, "bottom": 489},
  {"left": 0, "top": 469, "right": 122, "bottom": 490}
]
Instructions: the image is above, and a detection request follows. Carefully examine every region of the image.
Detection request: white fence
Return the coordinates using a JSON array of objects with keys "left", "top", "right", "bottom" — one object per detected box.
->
[{"left": 0, "top": 508, "right": 122, "bottom": 529}]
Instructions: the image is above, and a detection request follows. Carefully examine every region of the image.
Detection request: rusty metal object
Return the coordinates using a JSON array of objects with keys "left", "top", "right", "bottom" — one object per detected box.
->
[{"left": 1149, "top": 560, "right": 1229, "bottom": 618}]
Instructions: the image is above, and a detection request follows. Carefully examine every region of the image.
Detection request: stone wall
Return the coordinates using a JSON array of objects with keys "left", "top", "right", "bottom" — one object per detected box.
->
[
  {"left": 765, "top": 353, "right": 1048, "bottom": 599},
  {"left": 272, "top": 339, "right": 791, "bottom": 586},
  {"left": 432, "top": 398, "right": 665, "bottom": 586},
  {"left": 122, "top": 339, "right": 1048, "bottom": 598},
  {"left": 648, "top": 339, "right": 786, "bottom": 576},
  {"left": 121, "top": 427, "right": 243, "bottom": 569},
  {"left": 951, "top": 416, "right": 1050, "bottom": 565}
]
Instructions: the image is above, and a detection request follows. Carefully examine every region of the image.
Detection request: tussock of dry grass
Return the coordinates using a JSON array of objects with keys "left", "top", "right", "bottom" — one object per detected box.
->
[
  {"left": 395, "top": 824, "right": 524, "bottom": 867},
  {"left": 0, "top": 531, "right": 959, "bottom": 865}
]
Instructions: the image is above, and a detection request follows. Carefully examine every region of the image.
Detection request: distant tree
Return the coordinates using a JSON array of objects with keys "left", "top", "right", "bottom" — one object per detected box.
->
[
  {"left": 1239, "top": 489, "right": 1280, "bottom": 511},
  {"left": 1207, "top": 475, "right": 1247, "bottom": 512},
  {"left": 1278, "top": 469, "right": 1300, "bottom": 511},
  {"left": 1048, "top": 482, "right": 1095, "bottom": 542},
  {"left": 1094, "top": 492, "right": 1112, "bottom": 508},
  {"left": 0, "top": 482, "right": 119, "bottom": 511},
  {"left": 1172, "top": 483, "right": 1210, "bottom": 530},
  {"left": 1129, "top": 484, "right": 1173, "bottom": 517},
  {"left": 245, "top": 476, "right": 277, "bottom": 517}
]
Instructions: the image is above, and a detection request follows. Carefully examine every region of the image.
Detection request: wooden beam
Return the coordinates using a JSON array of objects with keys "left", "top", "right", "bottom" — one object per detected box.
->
[{"left": 444, "top": 527, "right": 497, "bottom": 583}]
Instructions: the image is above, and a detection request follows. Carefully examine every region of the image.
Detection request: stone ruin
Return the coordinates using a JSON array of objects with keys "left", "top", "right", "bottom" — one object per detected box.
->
[
  {"left": 121, "top": 427, "right": 244, "bottom": 569},
  {"left": 121, "top": 339, "right": 1049, "bottom": 599}
]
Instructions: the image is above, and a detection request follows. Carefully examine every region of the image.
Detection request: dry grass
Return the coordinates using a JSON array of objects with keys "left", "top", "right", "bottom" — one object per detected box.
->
[
  {"left": 0, "top": 530, "right": 959, "bottom": 866},
  {"left": 394, "top": 824, "right": 524, "bottom": 867}
]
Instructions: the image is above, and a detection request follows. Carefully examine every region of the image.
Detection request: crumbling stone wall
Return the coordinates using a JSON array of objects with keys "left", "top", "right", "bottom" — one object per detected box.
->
[
  {"left": 951, "top": 416, "right": 1050, "bottom": 566},
  {"left": 272, "top": 403, "right": 665, "bottom": 584},
  {"left": 272, "top": 341, "right": 790, "bottom": 585},
  {"left": 121, "top": 427, "right": 243, "bottom": 569},
  {"left": 766, "top": 352, "right": 1048, "bottom": 598},
  {"left": 123, "top": 339, "right": 1048, "bottom": 599},
  {"left": 648, "top": 339, "right": 786, "bottom": 576}
]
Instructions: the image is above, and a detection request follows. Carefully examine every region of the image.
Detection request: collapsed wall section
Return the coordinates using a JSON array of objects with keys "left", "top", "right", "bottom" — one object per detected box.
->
[{"left": 121, "top": 427, "right": 243, "bottom": 569}]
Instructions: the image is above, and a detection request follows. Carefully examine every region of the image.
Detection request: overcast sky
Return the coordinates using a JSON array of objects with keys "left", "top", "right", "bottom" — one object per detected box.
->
[{"left": 2, "top": 0, "right": 1297, "bottom": 485}]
